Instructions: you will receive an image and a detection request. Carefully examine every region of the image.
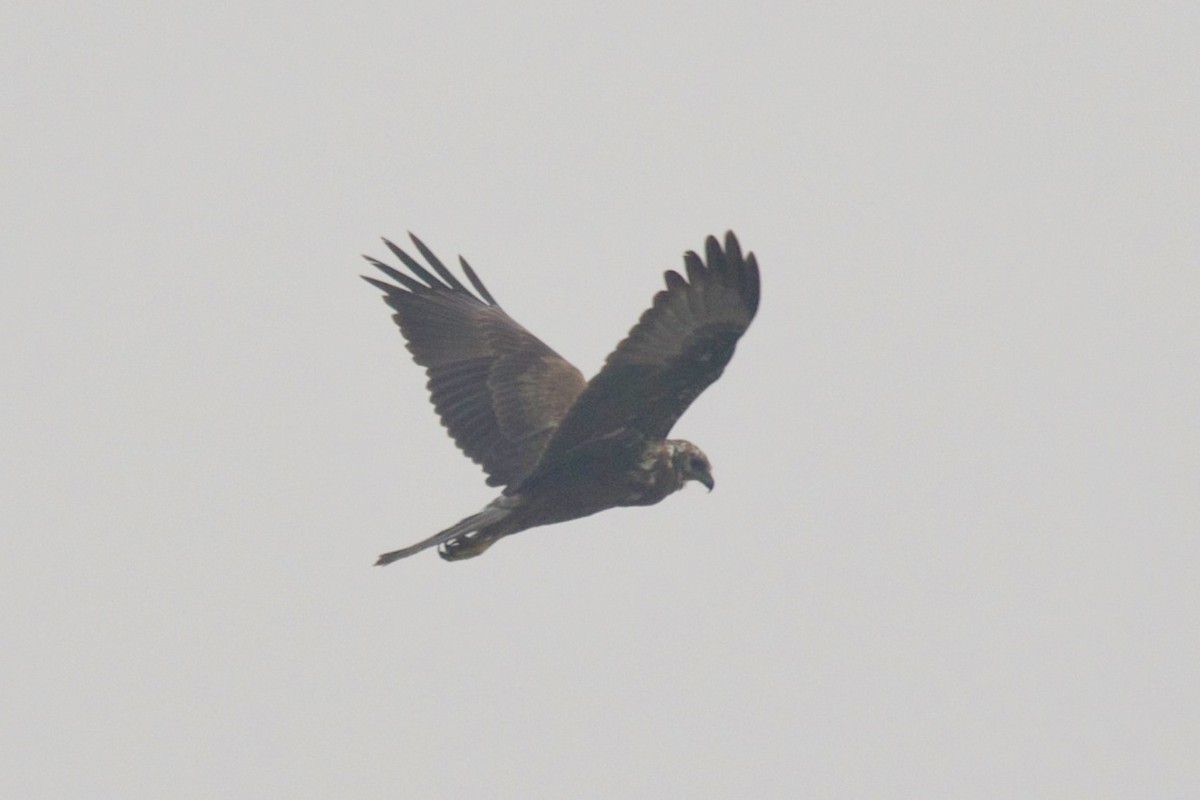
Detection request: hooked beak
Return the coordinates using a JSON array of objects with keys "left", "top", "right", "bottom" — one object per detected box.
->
[{"left": 699, "top": 472, "right": 714, "bottom": 492}]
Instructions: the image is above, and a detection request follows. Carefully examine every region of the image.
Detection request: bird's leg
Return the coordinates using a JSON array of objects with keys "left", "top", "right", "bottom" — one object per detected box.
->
[{"left": 439, "top": 529, "right": 502, "bottom": 561}]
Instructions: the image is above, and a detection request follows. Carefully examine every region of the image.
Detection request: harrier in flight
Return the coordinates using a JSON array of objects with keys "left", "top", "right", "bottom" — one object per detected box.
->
[{"left": 362, "top": 231, "right": 760, "bottom": 563}]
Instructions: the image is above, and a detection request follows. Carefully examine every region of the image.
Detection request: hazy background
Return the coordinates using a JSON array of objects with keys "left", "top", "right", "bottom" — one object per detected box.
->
[{"left": 3, "top": 2, "right": 1196, "bottom": 797}]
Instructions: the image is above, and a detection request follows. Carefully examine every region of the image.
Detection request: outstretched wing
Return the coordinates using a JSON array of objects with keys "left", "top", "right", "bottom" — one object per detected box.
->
[
  {"left": 531, "top": 231, "right": 760, "bottom": 473},
  {"left": 363, "top": 234, "right": 587, "bottom": 487}
]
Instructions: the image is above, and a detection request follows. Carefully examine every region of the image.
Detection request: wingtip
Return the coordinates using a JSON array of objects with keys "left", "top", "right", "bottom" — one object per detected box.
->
[
  {"left": 723, "top": 231, "right": 743, "bottom": 263},
  {"left": 703, "top": 234, "right": 729, "bottom": 277},
  {"left": 683, "top": 249, "right": 706, "bottom": 283},
  {"left": 705, "top": 233, "right": 723, "bottom": 257},
  {"left": 382, "top": 236, "right": 407, "bottom": 260},
  {"left": 458, "top": 254, "right": 498, "bottom": 305}
]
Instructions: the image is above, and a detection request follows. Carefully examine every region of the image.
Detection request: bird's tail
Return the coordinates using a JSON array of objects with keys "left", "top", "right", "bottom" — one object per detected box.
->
[{"left": 374, "top": 502, "right": 511, "bottom": 566}]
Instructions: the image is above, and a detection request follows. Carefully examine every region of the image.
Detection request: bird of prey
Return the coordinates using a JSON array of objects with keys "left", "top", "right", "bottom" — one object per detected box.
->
[{"left": 362, "top": 231, "right": 760, "bottom": 564}]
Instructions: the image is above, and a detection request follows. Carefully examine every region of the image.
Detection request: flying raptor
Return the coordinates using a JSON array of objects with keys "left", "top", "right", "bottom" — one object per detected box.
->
[{"left": 362, "top": 231, "right": 760, "bottom": 563}]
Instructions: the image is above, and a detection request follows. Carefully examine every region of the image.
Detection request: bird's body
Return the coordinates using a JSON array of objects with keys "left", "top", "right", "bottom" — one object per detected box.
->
[{"left": 362, "top": 232, "right": 759, "bottom": 563}]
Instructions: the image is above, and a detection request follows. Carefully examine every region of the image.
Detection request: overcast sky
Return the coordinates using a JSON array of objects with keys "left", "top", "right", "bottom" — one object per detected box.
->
[{"left": 3, "top": 2, "right": 1197, "bottom": 797}]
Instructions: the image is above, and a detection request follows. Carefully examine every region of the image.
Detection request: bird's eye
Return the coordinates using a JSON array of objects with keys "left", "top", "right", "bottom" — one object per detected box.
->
[{"left": 690, "top": 457, "right": 705, "bottom": 471}]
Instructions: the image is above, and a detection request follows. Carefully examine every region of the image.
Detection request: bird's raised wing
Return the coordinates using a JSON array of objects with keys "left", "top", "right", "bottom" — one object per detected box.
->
[
  {"left": 363, "top": 234, "right": 587, "bottom": 487},
  {"left": 530, "top": 231, "right": 760, "bottom": 474}
]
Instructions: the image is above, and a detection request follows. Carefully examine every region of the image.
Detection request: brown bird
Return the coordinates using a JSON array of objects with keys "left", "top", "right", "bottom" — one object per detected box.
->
[{"left": 362, "top": 231, "right": 760, "bottom": 563}]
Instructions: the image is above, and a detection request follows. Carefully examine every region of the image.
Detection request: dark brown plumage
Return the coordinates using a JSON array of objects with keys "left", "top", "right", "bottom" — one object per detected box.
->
[{"left": 362, "top": 231, "right": 760, "bottom": 563}]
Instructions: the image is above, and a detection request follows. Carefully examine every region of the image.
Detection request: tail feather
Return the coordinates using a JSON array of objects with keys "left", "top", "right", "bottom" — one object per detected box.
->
[{"left": 374, "top": 503, "right": 510, "bottom": 566}]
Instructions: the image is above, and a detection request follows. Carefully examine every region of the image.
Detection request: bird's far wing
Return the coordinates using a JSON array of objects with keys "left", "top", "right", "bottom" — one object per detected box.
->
[
  {"left": 363, "top": 234, "right": 587, "bottom": 487},
  {"left": 529, "top": 231, "right": 760, "bottom": 474}
]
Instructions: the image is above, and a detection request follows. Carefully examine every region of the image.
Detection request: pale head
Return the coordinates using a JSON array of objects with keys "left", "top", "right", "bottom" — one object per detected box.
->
[{"left": 668, "top": 440, "right": 714, "bottom": 491}]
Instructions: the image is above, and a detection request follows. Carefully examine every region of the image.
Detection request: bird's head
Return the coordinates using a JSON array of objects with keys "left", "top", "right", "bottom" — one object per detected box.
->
[{"left": 670, "top": 440, "right": 714, "bottom": 492}]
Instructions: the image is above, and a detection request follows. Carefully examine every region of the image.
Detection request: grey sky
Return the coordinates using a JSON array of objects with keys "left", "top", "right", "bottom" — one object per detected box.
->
[{"left": 3, "top": 2, "right": 1197, "bottom": 797}]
